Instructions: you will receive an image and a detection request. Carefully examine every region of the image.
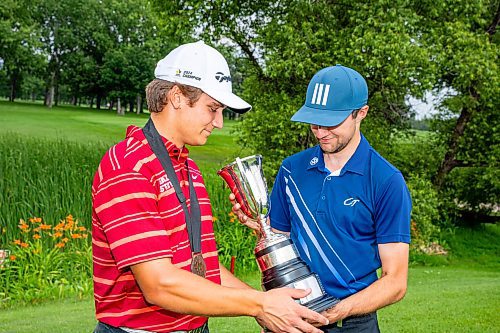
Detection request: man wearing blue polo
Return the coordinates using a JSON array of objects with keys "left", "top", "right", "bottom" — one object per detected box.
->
[
  {"left": 270, "top": 65, "right": 412, "bottom": 332},
  {"left": 232, "top": 65, "right": 411, "bottom": 332}
]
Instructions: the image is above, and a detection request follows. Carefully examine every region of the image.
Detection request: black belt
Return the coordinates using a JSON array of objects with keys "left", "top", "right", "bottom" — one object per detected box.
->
[{"left": 321, "top": 312, "right": 376, "bottom": 329}]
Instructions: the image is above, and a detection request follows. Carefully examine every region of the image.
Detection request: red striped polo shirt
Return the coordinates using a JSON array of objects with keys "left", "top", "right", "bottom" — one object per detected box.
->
[{"left": 92, "top": 125, "right": 221, "bottom": 332}]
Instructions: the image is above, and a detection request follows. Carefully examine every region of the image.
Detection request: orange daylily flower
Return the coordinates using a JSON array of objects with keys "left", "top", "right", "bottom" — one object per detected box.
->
[
  {"left": 33, "top": 234, "right": 41, "bottom": 240},
  {"left": 13, "top": 239, "right": 21, "bottom": 245},
  {"left": 53, "top": 231, "right": 63, "bottom": 238},
  {"left": 78, "top": 226, "right": 86, "bottom": 231},
  {"left": 9, "top": 255, "right": 16, "bottom": 261},
  {"left": 212, "top": 216, "right": 218, "bottom": 222},
  {"left": 71, "top": 234, "right": 82, "bottom": 239},
  {"left": 20, "top": 242, "right": 29, "bottom": 248},
  {"left": 62, "top": 237, "right": 69, "bottom": 243},
  {"left": 40, "top": 224, "right": 52, "bottom": 230},
  {"left": 55, "top": 242, "right": 65, "bottom": 248},
  {"left": 53, "top": 222, "right": 65, "bottom": 231}
]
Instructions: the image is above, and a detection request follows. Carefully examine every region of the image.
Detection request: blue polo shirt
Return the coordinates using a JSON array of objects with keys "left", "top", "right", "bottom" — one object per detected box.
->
[{"left": 269, "top": 134, "right": 411, "bottom": 299}]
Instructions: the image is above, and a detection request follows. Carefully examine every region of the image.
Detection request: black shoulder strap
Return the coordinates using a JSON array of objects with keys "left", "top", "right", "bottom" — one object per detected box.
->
[{"left": 142, "top": 118, "right": 201, "bottom": 253}]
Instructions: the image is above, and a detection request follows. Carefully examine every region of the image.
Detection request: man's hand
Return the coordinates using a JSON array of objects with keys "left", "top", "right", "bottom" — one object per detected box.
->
[
  {"left": 229, "top": 193, "right": 263, "bottom": 232},
  {"left": 255, "top": 288, "right": 329, "bottom": 333},
  {"left": 319, "top": 301, "right": 351, "bottom": 325}
]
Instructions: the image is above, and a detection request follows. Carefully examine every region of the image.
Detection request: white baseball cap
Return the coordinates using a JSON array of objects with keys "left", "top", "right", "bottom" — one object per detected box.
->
[{"left": 154, "top": 41, "right": 252, "bottom": 113}]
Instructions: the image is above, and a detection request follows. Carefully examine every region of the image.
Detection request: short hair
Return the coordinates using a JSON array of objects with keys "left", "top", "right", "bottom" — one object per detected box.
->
[
  {"left": 352, "top": 108, "right": 361, "bottom": 118},
  {"left": 145, "top": 79, "right": 203, "bottom": 113}
]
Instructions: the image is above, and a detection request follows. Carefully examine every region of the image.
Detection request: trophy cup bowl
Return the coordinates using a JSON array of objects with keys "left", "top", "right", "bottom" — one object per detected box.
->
[{"left": 217, "top": 155, "right": 338, "bottom": 313}]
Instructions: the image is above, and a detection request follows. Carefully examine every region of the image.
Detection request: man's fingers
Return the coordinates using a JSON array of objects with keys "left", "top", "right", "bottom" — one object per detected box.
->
[
  {"left": 293, "top": 320, "right": 325, "bottom": 333},
  {"left": 298, "top": 306, "right": 329, "bottom": 328}
]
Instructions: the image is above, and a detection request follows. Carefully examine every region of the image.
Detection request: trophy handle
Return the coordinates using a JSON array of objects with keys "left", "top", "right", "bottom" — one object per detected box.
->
[{"left": 217, "top": 166, "right": 254, "bottom": 218}]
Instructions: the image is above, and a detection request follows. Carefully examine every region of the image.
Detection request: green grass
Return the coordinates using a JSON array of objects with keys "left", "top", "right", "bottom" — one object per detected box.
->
[
  {"left": 0, "top": 100, "right": 248, "bottom": 167},
  {"left": 0, "top": 265, "right": 498, "bottom": 333}
]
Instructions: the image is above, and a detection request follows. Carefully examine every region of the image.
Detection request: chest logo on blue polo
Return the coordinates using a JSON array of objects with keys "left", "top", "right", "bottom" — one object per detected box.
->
[
  {"left": 343, "top": 198, "right": 360, "bottom": 207},
  {"left": 310, "top": 157, "right": 318, "bottom": 166}
]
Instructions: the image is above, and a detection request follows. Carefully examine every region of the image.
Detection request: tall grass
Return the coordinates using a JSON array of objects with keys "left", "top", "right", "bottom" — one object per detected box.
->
[
  {"left": 0, "top": 133, "right": 108, "bottom": 244},
  {"left": 0, "top": 131, "right": 257, "bottom": 306}
]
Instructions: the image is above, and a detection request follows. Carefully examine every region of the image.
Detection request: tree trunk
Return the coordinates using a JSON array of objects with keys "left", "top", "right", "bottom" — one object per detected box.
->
[
  {"left": 9, "top": 81, "right": 15, "bottom": 102},
  {"left": 54, "top": 82, "right": 59, "bottom": 106},
  {"left": 433, "top": 104, "right": 474, "bottom": 189},
  {"left": 117, "top": 97, "right": 122, "bottom": 115},
  {"left": 9, "top": 70, "right": 19, "bottom": 102},
  {"left": 96, "top": 94, "right": 102, "bottom": 110},
  {"left": 90, "top": 97, "right": 94, "bottom": 109},
  {"left": 46, "top": 71, "right": 55, "bottom": 108},
  {"left": 129, "top": 100, "right": 134, "bottom": 113},
  {"left": 136, "top": 94, "right": 142, "bottom": 114}
]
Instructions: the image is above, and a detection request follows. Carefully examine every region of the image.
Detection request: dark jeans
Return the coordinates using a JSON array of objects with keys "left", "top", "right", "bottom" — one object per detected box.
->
[
  {"left": 94, "top": 322, "right": 209, "bottom": 333},
  {"left": 94, "top": 322, "right": 127, "bottom": 333},
  {"left": 321, "top": 312, "right": 380, "bottom": 333}
]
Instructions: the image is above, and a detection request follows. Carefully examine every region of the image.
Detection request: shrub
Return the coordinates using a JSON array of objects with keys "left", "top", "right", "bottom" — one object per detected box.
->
[
  {"left": 0, "top": 215, "right": 92, "bottom": 307},
  {"left": 406, "top": 175, "right": 441, "bottom": 250}
]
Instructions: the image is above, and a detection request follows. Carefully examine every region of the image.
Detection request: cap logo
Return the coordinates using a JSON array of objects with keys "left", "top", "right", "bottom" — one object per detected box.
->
[
  {"left": 182, "top": 70, "right": 201, "bottom": 81},
  {"left": 310, "top": 157, "right": 318, "bottom": 166},
  {"left": 311, "top": 83, "right": 330, "bottom": 106},
  {"left": 175, "top": 69, "right": 181, "bottom": 77},
  {"left": 215, "top": 72, "right": 231, "bottom": 83}
]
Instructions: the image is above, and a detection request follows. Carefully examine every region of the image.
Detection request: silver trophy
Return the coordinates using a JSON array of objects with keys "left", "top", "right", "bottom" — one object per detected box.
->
[{"left": 218, "top": 155, "right": 338, "bottom": 312}]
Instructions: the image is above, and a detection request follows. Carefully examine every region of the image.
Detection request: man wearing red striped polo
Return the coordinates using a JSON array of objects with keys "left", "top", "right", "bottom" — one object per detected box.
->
[{"left": 91, "top": 41, "right": 328, "bottom": 333}]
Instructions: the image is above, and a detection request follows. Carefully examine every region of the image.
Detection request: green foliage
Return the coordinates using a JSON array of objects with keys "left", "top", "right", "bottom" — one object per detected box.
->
[
  {"left": 388, "top": 131, "right": 444, "bottom": 179},
  {"left": 406, "top": 175, "right": 441, "bottom": 248},
  {"left": 445, "top": 167, "right": 500, "bottom": 224},
  {"left": 0, "top": 133, "right": 107, "bottom": 244},
  {"left": 0, "top": 214, "right": 92, "bottom": 307}
]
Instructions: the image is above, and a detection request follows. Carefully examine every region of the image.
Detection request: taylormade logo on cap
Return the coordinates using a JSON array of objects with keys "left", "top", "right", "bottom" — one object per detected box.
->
[
  {"left": 154, "top": 41, "right": 251, "bottom": 113},
  {"left": 291, "top": 65, "right": 368, "bottom": 126}
]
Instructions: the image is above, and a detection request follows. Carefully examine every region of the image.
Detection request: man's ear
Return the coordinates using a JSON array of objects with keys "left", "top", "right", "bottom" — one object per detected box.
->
[
  {"left": 168, "top": 85, "right": 182, "bottom": 110},
  {"left": 356, "top": 105, "right": 369, "bottom": 122}
]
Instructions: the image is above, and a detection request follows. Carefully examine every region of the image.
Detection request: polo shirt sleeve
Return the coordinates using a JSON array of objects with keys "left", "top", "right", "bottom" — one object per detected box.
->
[
  {"left": 93, "top": 168, "right": 173, "bottom": 270},
  {"left": 374, "top": 172, "right": 412, "bottom": 244},
  {"left": 269, "top": 165, "right": 292, "bottom": 232}
]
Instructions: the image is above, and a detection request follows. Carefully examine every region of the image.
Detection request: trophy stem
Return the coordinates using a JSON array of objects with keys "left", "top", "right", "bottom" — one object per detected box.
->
[{"left": 258, "top": 215, "right": 273, "bottom": 238}]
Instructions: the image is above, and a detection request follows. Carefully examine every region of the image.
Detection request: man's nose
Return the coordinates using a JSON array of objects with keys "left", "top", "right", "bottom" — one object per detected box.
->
[
  {"left": 315, "top": 127, "right": 331, "bottom": 137},
  {"left": 212, "top": 110, "right": 224, "bottom": 129}
]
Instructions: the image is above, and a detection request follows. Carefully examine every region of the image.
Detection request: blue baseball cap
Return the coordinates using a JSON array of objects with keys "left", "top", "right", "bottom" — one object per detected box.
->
[{"left": 291, "top": 65, "right": 368, "bottom": 126}]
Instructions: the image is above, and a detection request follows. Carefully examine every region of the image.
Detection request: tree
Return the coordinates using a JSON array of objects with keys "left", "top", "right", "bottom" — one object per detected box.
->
[
  {"left": 154, "top": 0, "right": 436, "bottom": 174},
  {"left": 155, "top": 0, "right": 498, "bottom": 228},
  {"left": 419, "top": 0, "right": 499, "bottom": 189},
  {"left": 0, "top": 0, "right": 41, "bottom": 101}
]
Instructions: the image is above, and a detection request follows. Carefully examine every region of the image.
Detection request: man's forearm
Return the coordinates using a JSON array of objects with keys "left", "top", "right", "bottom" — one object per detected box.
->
[
  {"left": 328, "top": 272, "right": 407, "bottom": 321},
  {"left": 324, "top": 243, "right": 409, "bottom": 322},
  {"left": 133, "top": 259, "right": 261, "bottom": 317}
]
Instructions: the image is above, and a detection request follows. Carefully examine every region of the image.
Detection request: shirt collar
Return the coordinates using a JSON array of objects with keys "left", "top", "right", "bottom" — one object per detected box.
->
[
  {"left": 306, "top": 145, "right": 327, "bottom": 171},
  {"left": 126, "top": 125, "right": 189, "bottom": 163},
  {"left": 342, "top": 134, "right": 369, "bottom": 175},
  {"left": 306, "top": 134, "right": 369, "bottom": 175}
]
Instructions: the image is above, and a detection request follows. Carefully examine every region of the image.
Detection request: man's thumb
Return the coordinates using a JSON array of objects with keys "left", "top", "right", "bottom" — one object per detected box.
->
[{"left": 289, "top": 287, "right": 312, "bottom": 299}]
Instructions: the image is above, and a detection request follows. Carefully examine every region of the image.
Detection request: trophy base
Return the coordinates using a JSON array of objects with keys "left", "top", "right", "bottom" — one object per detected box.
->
[{"left": 303, "top": 293, "right": 340, "bottom": 313}]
